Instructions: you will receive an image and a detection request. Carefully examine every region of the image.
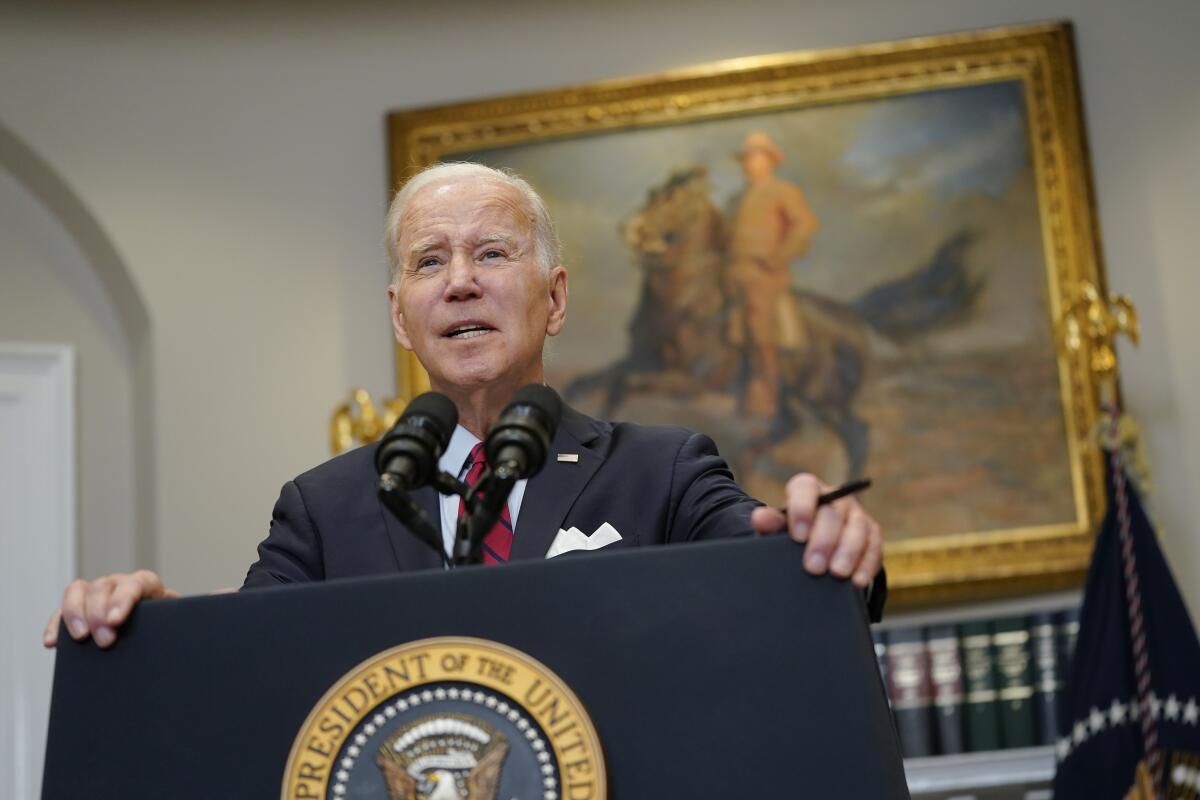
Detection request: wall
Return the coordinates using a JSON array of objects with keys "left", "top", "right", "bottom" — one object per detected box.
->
[
  {"left": 0, "top": 170, "right": 136, "bottom": 579},
  {"left": 0, "top": 0, "right": 1196, "bottom": 615}
]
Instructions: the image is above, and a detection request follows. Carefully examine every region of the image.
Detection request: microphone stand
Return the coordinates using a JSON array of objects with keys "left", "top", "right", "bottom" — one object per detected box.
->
[
  {"left": 452, "top": 463, "right": 517, "bottom": 567},
  {"left": 379, "top": 462, "right": 518, "bottom": 569},
  {"left": 377, "top": 470, "right": 469, "bottom": 569}
]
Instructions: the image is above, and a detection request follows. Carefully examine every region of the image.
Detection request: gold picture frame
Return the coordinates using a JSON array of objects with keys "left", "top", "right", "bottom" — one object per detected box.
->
[{"left": 385, "top": 21, "right": 1113, "bottom": 608}]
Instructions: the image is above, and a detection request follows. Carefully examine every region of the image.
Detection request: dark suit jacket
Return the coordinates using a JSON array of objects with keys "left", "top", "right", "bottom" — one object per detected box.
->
[{"left": 243, "top": 404, "right": 760, "bottom": 587}]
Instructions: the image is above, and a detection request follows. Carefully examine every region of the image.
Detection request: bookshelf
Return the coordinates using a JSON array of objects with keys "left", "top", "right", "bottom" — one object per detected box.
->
[
  {"left": 879, "top": 589, "right": 1083, "bottom": 798},
  {"left": 905, "top": 746, "right": 1055, "bottom": 799}
]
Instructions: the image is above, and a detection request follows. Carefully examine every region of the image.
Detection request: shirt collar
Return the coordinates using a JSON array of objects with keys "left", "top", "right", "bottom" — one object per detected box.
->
[{"left": 439, "top": 424, "right": 481, "bottom": 481}]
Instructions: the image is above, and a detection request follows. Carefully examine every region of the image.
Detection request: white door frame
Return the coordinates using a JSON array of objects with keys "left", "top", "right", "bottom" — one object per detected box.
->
[{"left": 0, "top": 343, "right": 75, "bottom": 799}]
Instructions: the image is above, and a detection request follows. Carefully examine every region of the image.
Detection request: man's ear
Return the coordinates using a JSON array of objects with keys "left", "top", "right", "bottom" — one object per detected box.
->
[
  {"left": 545, "top": 266, "right": 568, "bottom": 337},
  {"left": 387, "top": 284, "right": 413, "bottom": 350}
]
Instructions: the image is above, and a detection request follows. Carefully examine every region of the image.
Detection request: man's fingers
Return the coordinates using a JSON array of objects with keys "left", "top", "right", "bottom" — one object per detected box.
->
[
  {"left": 131, "top": 568, "right": 170, "bottom": 601},
  {"left": 84, "top": 577, "right": 120, "bottom": 648},
  {"left": 802, "top": 503, "right": 845, "bottom": 575},
  {"left": 43, "top": 609, "right": 62, "bottom": 648},
  {"left": 750, "top": 505, "right": 787, "bottom": 536},
  {"left": 829, "top": 507, "right": 869, "bottom": 579},
  {"left": 106, "top": 571, "right": 160, "bottom": 626},
  {"left": 784, "top": 473, "right": 828, "bottom": 542},
  {"left": 853, "top": 520, "right": 884, "bottom": 589},
  {"left": 48, "top": 570, "right": 176, "bottom": 649},
  {"left": 60, "top": 579, "right": 90, "bottom": 641}
]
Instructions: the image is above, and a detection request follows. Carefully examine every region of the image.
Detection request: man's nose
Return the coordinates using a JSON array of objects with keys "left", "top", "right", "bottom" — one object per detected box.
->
[{"left": 442, "top": 252, "right": 482, "bottom": 301}]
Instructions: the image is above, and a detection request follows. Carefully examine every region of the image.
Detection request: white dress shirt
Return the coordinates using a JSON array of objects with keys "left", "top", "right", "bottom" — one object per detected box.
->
[{"left": 437, "top": 424, "right": 528, "bottom": 560}]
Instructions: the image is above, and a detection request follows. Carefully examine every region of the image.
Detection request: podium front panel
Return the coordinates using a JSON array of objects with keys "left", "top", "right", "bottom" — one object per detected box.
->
[{"left": 43, "top": 535, "right": 908, "bottom": 798}]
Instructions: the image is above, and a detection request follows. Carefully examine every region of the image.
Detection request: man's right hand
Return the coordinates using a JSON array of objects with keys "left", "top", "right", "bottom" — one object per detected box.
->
[{"left": 43, "top": 570, "right": 179, "bottom": 649}]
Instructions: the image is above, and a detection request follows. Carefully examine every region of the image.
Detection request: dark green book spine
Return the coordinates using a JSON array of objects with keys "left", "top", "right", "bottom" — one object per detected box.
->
[
  {"left": 993, "top": 616, "right": 1036, "bottom": 748},
  {"left": 960, "top": 620, "right": 1001, "bottom": 751},
  {"left": 927, "top": 624, "right": 965, "bottom": 754},
  {"left": 1031, "top": 611, "right": 1063, "bottom": 745},
  {"left": 886, "top": 626, "right": 935, "bottom": 758}
]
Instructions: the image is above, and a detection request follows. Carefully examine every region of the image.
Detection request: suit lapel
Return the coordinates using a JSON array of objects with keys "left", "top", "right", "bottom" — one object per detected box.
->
[
  {"left": 379, "top": 484, "right": 443, "bottom": 572},
  {"left": 510, "top": 405, "right": 605, "bottom": 561}
]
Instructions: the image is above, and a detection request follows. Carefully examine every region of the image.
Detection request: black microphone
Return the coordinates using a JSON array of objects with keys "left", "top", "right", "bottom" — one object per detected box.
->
[
  {"left": 484, "top": 384, "right": 562, "bottom": 480},
  {"left": 374, "top": 392, "right": 458, "bottom": 490}
]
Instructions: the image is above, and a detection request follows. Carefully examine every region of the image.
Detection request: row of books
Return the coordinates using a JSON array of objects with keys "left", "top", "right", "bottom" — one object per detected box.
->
[{"left": 874, "top": 607, "right": 1080, "bottom": 758}]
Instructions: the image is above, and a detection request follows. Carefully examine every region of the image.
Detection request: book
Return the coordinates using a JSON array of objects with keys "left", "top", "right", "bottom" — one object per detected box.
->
[
  {"left": 1030, "top": 611, "right": 1063, "bottom": 745},
  {"left": 886, "top": 626, "right": 935, "bottom": 757},
  {"left": 926, "top": 623, "right": 965, "bottom": 754},
  {"left": 960, "top": 620, "right": 1001, "bottom": 751},
  {"left": 993, "top": 616, "right": 1037, "bottom": 748}
]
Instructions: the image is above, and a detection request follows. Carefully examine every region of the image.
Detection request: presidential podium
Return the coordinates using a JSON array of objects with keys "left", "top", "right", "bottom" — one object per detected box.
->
[{"left": 42, "top": 535, "right": 909, "bottom": 798}]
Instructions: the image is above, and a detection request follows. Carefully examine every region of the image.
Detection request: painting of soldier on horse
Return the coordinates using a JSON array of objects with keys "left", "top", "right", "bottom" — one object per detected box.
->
[{"left": 458, "top": 79, "right": 1076, "bottom": 542}]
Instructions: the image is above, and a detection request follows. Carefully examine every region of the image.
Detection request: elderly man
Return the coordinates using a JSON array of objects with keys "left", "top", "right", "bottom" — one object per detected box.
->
[{"left": 44, "top": 162, "right": 883, "bottom": 650}]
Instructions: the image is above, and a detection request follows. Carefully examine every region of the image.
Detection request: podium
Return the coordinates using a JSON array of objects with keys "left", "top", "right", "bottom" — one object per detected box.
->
[{"left": 43, "top": 535, "right": 909, "bottom": 798}]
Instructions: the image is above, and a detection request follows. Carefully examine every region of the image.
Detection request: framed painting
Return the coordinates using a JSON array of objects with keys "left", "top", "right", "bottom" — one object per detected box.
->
[{"left": 385, "top": 21, "right": 1114, "bottom": 607}]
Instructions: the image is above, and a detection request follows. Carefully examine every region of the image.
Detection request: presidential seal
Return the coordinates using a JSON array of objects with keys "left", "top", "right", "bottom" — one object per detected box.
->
[{"left": 282, "top": 637, "right": 605, "bottom": 800}]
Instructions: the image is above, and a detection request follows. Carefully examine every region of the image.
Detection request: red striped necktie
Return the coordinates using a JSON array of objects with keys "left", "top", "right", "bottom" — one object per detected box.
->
[{"left": 457, "top": 442, "right": 514, "bottom": 565}]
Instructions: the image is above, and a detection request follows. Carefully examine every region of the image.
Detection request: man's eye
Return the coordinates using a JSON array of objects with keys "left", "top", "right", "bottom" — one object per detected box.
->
[
  {"left": 481, "top": 249, "right": 505, "bottom": 260},
  {"left": 417, "top": 257, "right": 440, "bottom": 269}
]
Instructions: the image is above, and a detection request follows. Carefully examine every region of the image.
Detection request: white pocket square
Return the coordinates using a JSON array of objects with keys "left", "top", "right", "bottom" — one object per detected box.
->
[{"left": 545, "top": 522, "right": 623, "bottom": 559}]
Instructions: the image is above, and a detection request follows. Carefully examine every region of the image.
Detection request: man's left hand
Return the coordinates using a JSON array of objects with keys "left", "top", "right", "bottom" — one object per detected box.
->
[{"left": 750, "top": 473, "right": 883, "bottom": 589}]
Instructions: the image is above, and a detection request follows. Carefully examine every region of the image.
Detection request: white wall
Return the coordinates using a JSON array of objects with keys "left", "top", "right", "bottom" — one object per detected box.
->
[
  {"left": 0, "top": 0, "right": 1195, "bottom": 615},
  {"left": 0, "top": 171, "right": 136, "bottom": 579}
]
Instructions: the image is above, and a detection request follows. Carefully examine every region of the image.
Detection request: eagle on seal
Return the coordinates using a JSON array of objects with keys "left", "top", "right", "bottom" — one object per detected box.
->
[{"left": 375, "top": 713, "right": 511, "bottom": 800}]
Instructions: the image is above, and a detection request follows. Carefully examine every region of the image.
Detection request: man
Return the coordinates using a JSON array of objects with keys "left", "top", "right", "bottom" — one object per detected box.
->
[
  {"left": 728, "top": 131, "right": 820, "bottom": 417},
  {"left": 44, "top": 162, "right": 882, "bottom": 649}
]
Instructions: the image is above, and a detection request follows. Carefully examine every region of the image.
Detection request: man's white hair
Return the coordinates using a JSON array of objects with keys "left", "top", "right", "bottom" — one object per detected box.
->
[{"left": 385, "top": 162, "right": 561, "bottom": 285}]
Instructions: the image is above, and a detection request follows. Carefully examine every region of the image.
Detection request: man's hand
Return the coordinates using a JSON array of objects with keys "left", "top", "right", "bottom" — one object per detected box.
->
[
  {"left": 42, "top": 570, "right": 179, "bottom": 649},
  {"left": 750, "top": 473, "right": 882, "bottom": 589}
]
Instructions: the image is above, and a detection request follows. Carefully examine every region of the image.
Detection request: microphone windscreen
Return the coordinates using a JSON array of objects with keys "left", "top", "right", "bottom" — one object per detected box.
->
[
  {"left": 510, "top": 384, "right": 562, "bottom": 429},
  {"left": 401, "top": 392, "right": 459, "bottom": 445}
]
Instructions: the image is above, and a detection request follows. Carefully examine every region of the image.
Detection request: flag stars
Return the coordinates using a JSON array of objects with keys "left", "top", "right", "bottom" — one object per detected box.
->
[
  {"left": 1087, "top": 706, "right": 1107, "bottom": 734},
  {"left": 1073, "top": 720, "right": 1088, "bottom": 745},
  {"left": 1164, "top": 694, "right": 1181, "bottom": 721},
  {"left": 1109, "top": 699, "right": 1128, "bottom": 726},
  {"left": 1149, "top": 693, "right": 1163, "bottom": 721},
  {"left": 1183, "top": 698, "right": 1199, "bottom": 725},
  {"left": 1056, "top": 738, "right": 1071, "bottom": 761}
]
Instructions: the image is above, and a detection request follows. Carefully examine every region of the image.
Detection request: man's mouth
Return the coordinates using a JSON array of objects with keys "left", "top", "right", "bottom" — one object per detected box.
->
[{"left": 444, "top": 323, "right": 495, "bottom": 340}]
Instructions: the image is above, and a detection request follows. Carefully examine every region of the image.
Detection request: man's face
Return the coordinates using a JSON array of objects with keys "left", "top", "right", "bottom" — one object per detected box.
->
[
  {"left": 740, "top": 150, "right": 776, "bottom": 183},
  {"left": 387, "top": 178, "right": 568, "bottom": 394}
]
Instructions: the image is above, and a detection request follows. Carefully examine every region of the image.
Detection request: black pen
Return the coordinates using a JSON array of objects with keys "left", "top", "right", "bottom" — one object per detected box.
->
[{"left": 776, "top": 478, "right": 871, "bottom": 514}]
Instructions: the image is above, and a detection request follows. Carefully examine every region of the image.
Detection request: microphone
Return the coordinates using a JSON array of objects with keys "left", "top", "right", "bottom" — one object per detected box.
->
[
  {"left": 374, "top": 392, "right": 458, "bottom": 490},
  {"left": 452, "top": 384, "right": 561, "bottom": 566},
  {"left": 484, "top": 384, "right": 562, "bottom": 480}
]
